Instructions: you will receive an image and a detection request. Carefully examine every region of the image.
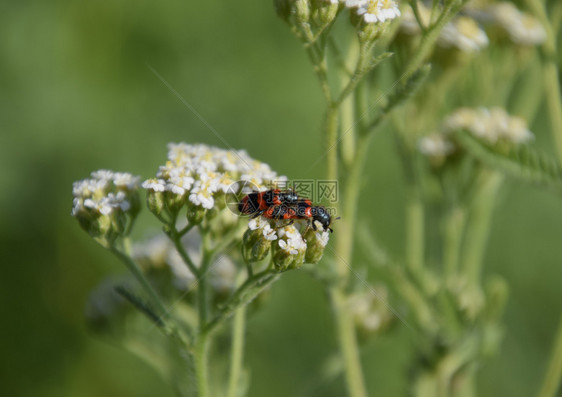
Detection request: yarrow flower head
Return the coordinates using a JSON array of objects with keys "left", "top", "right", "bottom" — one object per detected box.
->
[
  {"left": 72, "top": 170, "right": 141, "bottom": 246},
  {"left": 272, "top": 224, "right": 307, "bottom": 270},
  {"left": 418, "top": 107, "right": 534, "bottom": 164},
  {"left": 444, "top": 107, "right": 534, "bottom": 144},
  {"left": 463, "top": 2, "right": 546, "bottom": 46},
  {"left": 487, "top": 3, "right": 546, "bottom": 46},
  {"left": 242, "top": 209, "right": 333, "bottom": 271},
  {"left": 401, "top": 4, "right": 488, "bottom": 52},
  {"left": 142, "top": 143, "right": 286, "bottom": 224},
  {"left": 437, "top": 16, "right": 489, "bottom": 52},
  {"left": 347, "top": 286, "right": 393, "bottom": 337},
  {"left": 356, "top": 0, "right": 401, "bottom": 24}
]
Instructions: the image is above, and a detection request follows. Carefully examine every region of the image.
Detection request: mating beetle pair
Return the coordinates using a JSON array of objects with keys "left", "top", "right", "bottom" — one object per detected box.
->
[{"left": 238, "top": 189, "right": 333, "bottom": 232}]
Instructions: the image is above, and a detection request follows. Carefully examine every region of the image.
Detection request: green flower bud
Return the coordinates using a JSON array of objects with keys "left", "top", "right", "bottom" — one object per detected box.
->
[
  {"left": 242, "top": 227, "right": 273, "bottom": 263},
  {"left": 186, "top": 206, "right": 206, "bottom": 225},
  {"left": 165, "top": 191, "right": 186, "bottom": 214},
  {"left": 295, "top": 0, "right": 311, "bottom": 23},
  {"left": 303, "top": 227, "right": 330, "bottom": 264},
  {"left": 311, "top": 0, "right": 339, "bottom": 26},
  {"left": 146, "top": 189, "right": 165, "bottom": 216},
  {"left": 271, "top": 228, "right": 306, "bottom": 271},
  {"left": 274, "top": 0, "right": 293, "bottom": 22},
  {"left": 274, "top": 0, "right": 310, "bottom": 24}
]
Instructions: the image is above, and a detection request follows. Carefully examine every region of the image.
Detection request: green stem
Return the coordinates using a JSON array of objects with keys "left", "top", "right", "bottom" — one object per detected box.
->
[
  {"left": 525, "top": 0, "right": 562, "bottom": 162},
  {"left": 226, "top": 292, "right": 247, "bottom": 397},
  {"left": 194, "top": 332, "right": 210, "bottom": 397},
  {"left": 329, "top": 133, "right": 373, "bottom": 397},
  {"left": 543, "top": 61, "right": 562, "bottom": 162},
  {"left": 198, "top": 231, "right": 213, "bottom": 328},
  {"left": 406, "top": 188, "right": 425, "bottom": 272},
  {"left": 193, "top": 229, "right": 214, "bottom": 397},
  {"left": 538, "top": 315, "right": 562, "bottom": 397},
  {"left": 409, "top": 0, "right": 428, "bottom": 33},
  {"left": 329, "top": 288, "right": 368, "bottom": 397},
  {"left": 334, "top": 133, "right": 372, "bottom": 278},
  {"left": 170, "top": 227, "right": 200, "bottom": 277},
  {"left": 204, "top": 269, "right": 278, "bottom": 335},
  {"left": 443, "top": 205, "right": 466, "bottom": 278},
  {"left": 325, "top": 103, "right": 340, "bottom": 183},
  {"left": 460, "top": 172, "right": 503, "bottom": 284},
  {"left": 304, "top": 43, "right": 333, "bottom": 104},
  {"left": 110, "top": 246, "right": 169, "bottom": 317},
  {"left": 335, "top": 42, "right": 374, "bottom": 106},
  {"left": 404, "top": 0, "right": 464, "bottom": 80}
]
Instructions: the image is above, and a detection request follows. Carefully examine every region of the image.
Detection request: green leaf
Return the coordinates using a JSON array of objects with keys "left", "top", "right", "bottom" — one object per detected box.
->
[{"left": 454, "top": 130, "right": 562, "bottom": 191}]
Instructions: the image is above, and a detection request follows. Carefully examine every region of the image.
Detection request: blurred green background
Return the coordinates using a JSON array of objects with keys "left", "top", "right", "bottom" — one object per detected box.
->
[{"left": 2, "top": 1, "right": 562, "bottom": 396}]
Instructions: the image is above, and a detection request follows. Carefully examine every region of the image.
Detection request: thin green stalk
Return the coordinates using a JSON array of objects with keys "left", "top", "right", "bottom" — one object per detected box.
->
[
  {"left": 443, "top": 205, "right": 466, "bottom": 278},
  {"left": 329, "top": 288, "right": 368, "bottom": 397},
  {"left": 193, "top": 230, "right": 215, "bottom": 397},
  {"left": 340, "top": 41, "right": 360, "bottom": 168},
  {"left": 538, "top": 315, "right": 562, "bottom": 397},
  {"left": 329, "top": 37, "right": 353, "bottom": 76},
  {"left": 525, "top": 0, "right": 562, "bottom": 162},
  {"left": 404, "top": 0, "right": 464, "bottom": 80},
  {"left": 543, "top": 61, "right": 562, "bottom": 161},
  {"left": 170, "top": 228, "right": 200, "bottom": 277},
  {"left": 393, "top": 120, "right": 425, "bottom": 273},
  {"left": 110, "top": 246, "right": 169, "bottom": 317},
  {"left": 435, "top": 336, "right": 479, "bottom": 397},
  {"left": 329, "top": 133, "right": 373, "bottom": 397},
  {"left": 198, "top": 231, "right": 213, "bottom": 328},
  {"left": 204, "top": 269, "right": 278, "bottom": 335},
  {"left": 409, "top": 0, "right": 428, "bottom": 33},
  {"left": 406, "top": 189, "right": 425, "bottom": 272},
  {"left": 335, "top": 42, "right": 373, "bottom": 106},
  {"left": 334, "top": 133, "right": 372, "bottom": 278},
  {"left": 195, "top": 332, "right": 210, "bottom": 397},
  {"left": 325, "top": 104, "right": 340, "bottom": 183},
  {"left": 460, "top": 172, "right": 503, "bottom": 284},
  {"left": 303, "top": 41, "right": 333, "bottom": 104},
  {"left": 226, "top": 294, "right": 247, "bottom": 397}
]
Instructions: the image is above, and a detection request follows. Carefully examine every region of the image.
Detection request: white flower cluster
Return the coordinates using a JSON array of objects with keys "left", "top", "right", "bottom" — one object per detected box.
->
[
  {"left": 247, "top": 216, "right": 330, "bottom": 263},
  {"left": 72, "top": 170, "right": 140, "bottom": 217},
  {"left": 248, "top": 216, "right": 278, "bottom": 241},
  {"left": 419, "top": 107, "right": 534, "bottom": 160},
  {"left": 418, "top": 133, "right": 456, "bottom": 158},
  {"left": 486, "top": 2, "right": 546, "bottom": 46},
  {"left": 401, "top": 4, "right": 488, "bottom": 52},
  {"left": 348, "top": 287, "right": 392, "bottom": 333},
  {"left": 344, "top": 0, "right": 401, "bottom": 24},
  {"left": 438, "top": 16, "right": 489, "bottom": 52},
  {"left": 143, "top": 143, "right": 285, "bottom": 211},
  {"left": 444, "top": 107, "right": 534, "bottom": 144},
  {"left": 277, "top": 225, "right": 308, "bottom": 255}
]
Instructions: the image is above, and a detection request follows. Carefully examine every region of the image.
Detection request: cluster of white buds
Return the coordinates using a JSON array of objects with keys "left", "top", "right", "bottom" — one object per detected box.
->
[
  {"left": 437, "top": 16, "right": 489, "bottom": 52},
  {"left": 72, "top": 170, "right": 141, "bottom": 246},
  {"left": 275, "top": 0, "right": 400, "bottom": 39},
  {"left": 444, "top": 107, "right": 534, "bottom": 144},
  {"left": 242, "top": 216, "right": 331, "bottom": 271},
  {"left": 418, "top": 107, "right": 534, "bottom": 163},
  {"left": 345, "top": 0, "right": 401, "bottom": 24},
  {"left": 401, "top": 4, "right": 489, "bottom": 52},
  {"left": 347, "top": 287, "right": 392, "bottom": 337},
  {"left": 468, "top": 2, "right": 547, "bottom": 46},
  {"left": 142, "top": 143, "right": 285, "bottom": 224}
]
